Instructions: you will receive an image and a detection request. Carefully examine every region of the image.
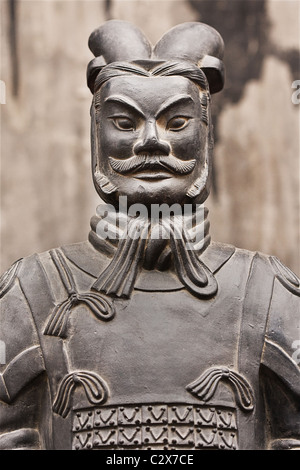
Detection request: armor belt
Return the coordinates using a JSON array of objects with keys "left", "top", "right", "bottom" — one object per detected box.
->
[{"left": 72, "top": 403, "right": 238, "bottom": 450}]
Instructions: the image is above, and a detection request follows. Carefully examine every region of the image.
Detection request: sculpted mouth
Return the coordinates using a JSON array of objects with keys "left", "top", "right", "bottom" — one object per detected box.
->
[
  {"left": 133, "top": 171, "right": 173, "bottom": 181},
  {"left": 108, "top": 155, "right": 196, "bottom": 176}
]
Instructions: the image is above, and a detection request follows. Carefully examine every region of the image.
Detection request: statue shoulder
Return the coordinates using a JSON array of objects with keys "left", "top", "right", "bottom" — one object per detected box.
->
[
  {"left": 0, "top": 254, "right": 46, "bottom": 407},
  {"left": 0, "top": 258, "right": 23, "bottom": 299},
  {"left": 259, "top": 254, "right": 300, "bottom": 398}
]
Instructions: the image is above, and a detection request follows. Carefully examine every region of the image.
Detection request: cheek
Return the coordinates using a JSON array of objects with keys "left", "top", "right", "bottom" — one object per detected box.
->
[
  {"left": 168, "top": 127, "right": 206, "bottom": 160},
  {"left": 98, "top": 125, "right": 137, "bottom": 158}
]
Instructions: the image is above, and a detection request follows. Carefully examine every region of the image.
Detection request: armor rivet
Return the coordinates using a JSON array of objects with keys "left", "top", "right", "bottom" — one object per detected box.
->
[
  {"left": 109, "top": 421, "right": 114, "bottom": 426},
  {"left": 87, "top": 443, "right": 92, "bottom": 449},
  {"left": 171, "top": 419, "right": 176, "bottom": 423},
  {"left": 76, "top": 413, "right": 81, "bottom": 417},
  {"left": 95, "top": 421, "right": 100, "bottom": 426},
  {"left": 219, "top": 431, "right": 223, "bottom": 436},
  {"left": 120, "top": 407, "right": 124, "bottom": 411},
  {"left": 75, "top": 425, "right": 80, "bottom": 430},
  {"left": 172, "top": 406, "right": 176, "bottom": 411},
  {"left": 146, "top": 426, "right": 150, "bottom": 431},
  {"left": 119, "top": 440, "right": 124, "bottom": 445},
  {"left": 88, "top": 411, "right": 92, "bottom": 416},
  {"left": 146, "top": 418, "right": 151, "bottom": 423},
  {"left": 172, "top": 439, "right": 177, "bottom": 444},
  {"left": 220, "top": 444, "right": 225, "bottom": 449},
  {"left": 188, "top": 440, "right": 193, "bottom": 445},
  {"left": 171, "top": 427, "right": 176, "bottom": 432},
  {"left": 148, "top": 406, "right": 152, "bottom": 411},
  {"left": 110, "top": 440, "right": 115, "bottom": 445},
  {"left": 187, "top": 406, "right": 192, "bottom": 411},
  {"left": 136, "top": 427, "right": 140, "bottom": 431},
  {"left": 134, "top": 439, "right": 139, "bottom": 445},
  {"left": 145, "top": 438, "right": 149, "bottom": 443},
  {"left": 75, "top": 445, "right": 80, "bottom": 450},
  {"left": 87, "top": 424, "right": 92, "bottom": 429},
  {"left": 135, "top": 407, "right": 139, "bottom": 411},
  {"left": 135, "top": 419, "right": 141, "bottom": 424}
]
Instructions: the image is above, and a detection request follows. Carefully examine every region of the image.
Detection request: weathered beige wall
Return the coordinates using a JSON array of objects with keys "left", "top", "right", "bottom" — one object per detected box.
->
[{"left": 1, "top": 0, "right": 299, "bottom": 274}]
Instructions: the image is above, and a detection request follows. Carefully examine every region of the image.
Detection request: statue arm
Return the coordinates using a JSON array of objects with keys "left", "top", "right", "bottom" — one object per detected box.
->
[
  {"left": 260, "top": 257, "right": 300, "bottom": 450},
  {"left": 0, "top": 259, "right": 46, "bottom": 449}
]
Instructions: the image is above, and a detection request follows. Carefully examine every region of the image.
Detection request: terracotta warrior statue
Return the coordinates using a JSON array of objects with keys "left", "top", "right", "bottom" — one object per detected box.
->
[{"left": 0, "top": 21, "right": 299, "bottom": 451}]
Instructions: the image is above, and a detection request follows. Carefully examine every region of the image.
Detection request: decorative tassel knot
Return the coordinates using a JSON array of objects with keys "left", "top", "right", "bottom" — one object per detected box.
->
[
  {"left": 44, "top": 249, "right": 115, "bottom": 338},
  {"left": 186, "top": 366, "right": 254, "bottom": 411},
  {"left": 53, "top": 371, "right": 109, "bottom": 418}
]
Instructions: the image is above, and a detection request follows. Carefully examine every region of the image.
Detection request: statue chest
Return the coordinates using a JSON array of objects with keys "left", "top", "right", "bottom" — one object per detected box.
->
[
  {"left": 42, "top": 287, "right": 252, "bottom": 450},
  {"left": 32, "top": 249, "right": 264, "bottom": 450}
]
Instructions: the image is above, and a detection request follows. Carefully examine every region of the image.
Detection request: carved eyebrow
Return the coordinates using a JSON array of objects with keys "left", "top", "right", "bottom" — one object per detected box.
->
[
  {"left": 155, "top": 94, "right": 194, "bottom": 118},
  {"left": 104, "top": 95, "right": 145, "bottom": 117}
]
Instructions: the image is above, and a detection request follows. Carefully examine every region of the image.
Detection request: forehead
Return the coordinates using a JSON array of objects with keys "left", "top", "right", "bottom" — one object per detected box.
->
[{"left": 99, "top": 75, "right": 201, "bottom": 112}]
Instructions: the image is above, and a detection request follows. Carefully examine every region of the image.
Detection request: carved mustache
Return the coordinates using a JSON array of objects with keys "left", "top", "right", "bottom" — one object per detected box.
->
[{"left": 108, "top": 155, "right": 196, "bottom": 175}]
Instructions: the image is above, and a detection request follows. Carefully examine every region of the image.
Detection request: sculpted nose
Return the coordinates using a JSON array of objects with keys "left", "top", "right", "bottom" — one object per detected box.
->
[{"left": 134, "top": 121, "right": 170, "bottom": 156}]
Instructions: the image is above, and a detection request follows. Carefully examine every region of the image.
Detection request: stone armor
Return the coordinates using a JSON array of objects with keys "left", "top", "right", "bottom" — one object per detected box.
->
[{"left": 0, "top": 231, "right": 299, "bottom": 450}]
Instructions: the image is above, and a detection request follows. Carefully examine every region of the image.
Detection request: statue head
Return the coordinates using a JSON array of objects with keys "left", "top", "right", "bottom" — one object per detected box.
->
[{"left": 87, "top": 21, "right": 224, "bottom": 209}]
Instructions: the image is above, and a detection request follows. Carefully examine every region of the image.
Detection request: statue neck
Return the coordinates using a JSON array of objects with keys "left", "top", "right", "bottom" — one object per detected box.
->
[{"left": 89, "top": 204, "right": 211, "bottom": 271}]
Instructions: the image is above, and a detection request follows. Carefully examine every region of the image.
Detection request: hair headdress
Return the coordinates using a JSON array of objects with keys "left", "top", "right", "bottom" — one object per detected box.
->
[{"left": 87, "top": 20, "right": 225, "bottom": 94}]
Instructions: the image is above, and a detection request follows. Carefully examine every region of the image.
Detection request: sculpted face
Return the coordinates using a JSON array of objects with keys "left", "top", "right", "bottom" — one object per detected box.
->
[{"left": 93, "top": 75, "right": 210, "bottom": 207}]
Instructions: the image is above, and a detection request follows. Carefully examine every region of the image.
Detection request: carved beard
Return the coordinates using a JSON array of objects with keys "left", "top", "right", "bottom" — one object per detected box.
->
[{"left": 94, "top": 170, "right": 119, "bottom": 196}]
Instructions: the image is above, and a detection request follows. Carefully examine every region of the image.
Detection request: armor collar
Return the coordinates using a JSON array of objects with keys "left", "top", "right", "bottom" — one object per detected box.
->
[
  {"left": 89, "top": 204, "right": 211, "bottom": 271},
  {"left": 59, "top": 206, "right": 235, "bottom": 298},
  {"left": 86, "top": 205, "right": 218, "bottom": 299}
]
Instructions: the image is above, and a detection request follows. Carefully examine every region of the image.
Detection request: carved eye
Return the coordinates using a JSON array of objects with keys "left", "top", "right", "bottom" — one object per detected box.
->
[
  {"left": 112, "top": 117, "right": 135, "bottom": 131},
  {"left": 167, "top": 116, "right": 190, "bottom": 131}
]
